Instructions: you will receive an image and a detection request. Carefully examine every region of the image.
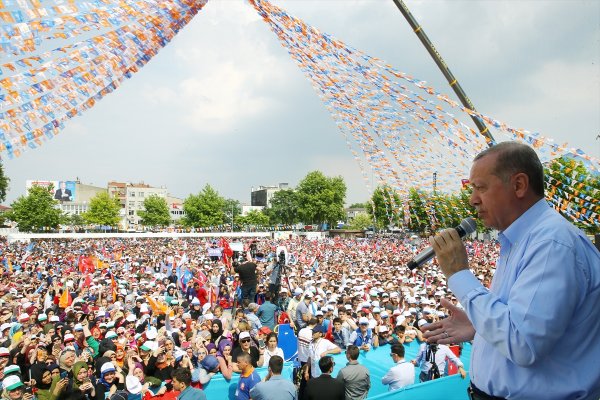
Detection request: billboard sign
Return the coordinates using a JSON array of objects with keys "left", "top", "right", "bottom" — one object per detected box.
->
[{"left": 26, "top": 180, "right": 76, "bottom": 202}]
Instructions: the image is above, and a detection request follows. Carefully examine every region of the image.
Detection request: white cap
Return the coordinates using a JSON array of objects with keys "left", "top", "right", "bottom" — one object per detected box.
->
[
  {"left": 239, "top": 331, "right": 251, "bottom": 340},
  {"left": 358, "top": 317, "right": 369, "bottom": 325},
  {"left": 417, "top": 318, "right": 428, "bottom": 327},
  {"left": 126, "top": 314, "right": 136, "bottom": 322},
  {"left": 105, "top": 331, "right": 117, "bottom": 339},
  {"left": 379, "top": 326, "right": 388, "bottom": 333},
  {"left": 64, "top": 333, "right": 75, "bottom": 342},
  {"left": 146, "top": 328, "right": 158, "bottom": 340},
  {"left": 126, "top": 376, "right": 142, "bottom": 394},
  {"left": 73, "top": 323, "right": 84, "bottom": 331},
  {"left": 294, "top": 288, "right": 303, "bottom": 295}
]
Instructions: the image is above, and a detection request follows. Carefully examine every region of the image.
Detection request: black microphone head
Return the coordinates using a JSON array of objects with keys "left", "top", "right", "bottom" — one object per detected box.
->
[{"left": 456, "top": 217, "right": 477, "bottom": 237}]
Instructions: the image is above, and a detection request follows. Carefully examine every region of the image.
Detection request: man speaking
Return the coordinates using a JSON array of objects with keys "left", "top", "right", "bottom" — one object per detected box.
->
[{"left": 423, "top": 142, "right": 600, "bottom": 400}]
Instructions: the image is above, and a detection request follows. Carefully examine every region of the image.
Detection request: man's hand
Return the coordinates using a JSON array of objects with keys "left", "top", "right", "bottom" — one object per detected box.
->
[
  {"left": 429, "top": 229, "right": 469, "bottom": 279},
  {"left": 421, "top": 299, "right": 475, "bottom": 344}
]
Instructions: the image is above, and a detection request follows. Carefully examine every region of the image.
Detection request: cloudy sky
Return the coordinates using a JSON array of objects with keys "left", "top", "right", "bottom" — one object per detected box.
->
[{"left": 3, "top": 0, "right": 599, "bottom": 206}]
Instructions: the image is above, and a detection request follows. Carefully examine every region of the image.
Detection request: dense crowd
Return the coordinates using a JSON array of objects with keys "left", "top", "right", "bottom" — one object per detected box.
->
[{"left": 0, "top": 235, "right": 500, "bottom": 400}]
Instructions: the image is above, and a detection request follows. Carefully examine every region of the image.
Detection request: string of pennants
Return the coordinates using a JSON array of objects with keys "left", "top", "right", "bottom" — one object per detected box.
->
[
  {"left": 0, "top": 0, "right": 207, "bottom": 157},
  {"left": 0, "top": 0, "right": 597, "bottom": 228},
  {"left": 249, "top": 0, "right": 599, "bottom": 228}
]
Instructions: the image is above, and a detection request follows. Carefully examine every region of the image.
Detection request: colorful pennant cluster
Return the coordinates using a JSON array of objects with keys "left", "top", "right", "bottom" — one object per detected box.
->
[
  {"left": 250, "top": 0, "right": 599, "bottom": 227},
  {"left": 0, "top": 0, "right": 207, "bottom": 157}
]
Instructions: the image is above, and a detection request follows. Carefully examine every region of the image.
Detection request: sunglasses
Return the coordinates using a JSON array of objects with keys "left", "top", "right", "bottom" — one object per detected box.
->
[{"left": 240, "top": 339, "right": 251, "bottom": 343}]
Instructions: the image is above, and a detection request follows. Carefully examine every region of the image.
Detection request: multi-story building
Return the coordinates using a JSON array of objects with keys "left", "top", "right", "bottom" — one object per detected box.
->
[{"left": 250, "top": 183, "right": 289, "bottom": 208}]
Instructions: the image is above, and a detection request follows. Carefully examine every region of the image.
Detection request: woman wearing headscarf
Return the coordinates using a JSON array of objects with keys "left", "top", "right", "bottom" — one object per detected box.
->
[
  {"left": 72, "top": 361, "right": 95, "bottom": 399},
  {"left": 215, "top": 339, "right": 233, "bottom": 380},
  {"left": 208, "top": 320, "right": 224, "bottom": 347},
  {"left": 94, "top": 362, "right": 124, "bottom": 400},
  {"left": 29, "top": 364, "right": 54, "bottom": 400}
]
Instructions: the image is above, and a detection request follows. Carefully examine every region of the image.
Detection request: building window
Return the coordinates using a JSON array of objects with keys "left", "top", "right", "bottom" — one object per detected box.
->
[
  {"left": 139, "top": 192, "right": 144, "bottom": 197},
  {"left": 129, "top": 210, "right": 134, "bottom": 216},
  {"left": 130, "top": 192, "right": 135, "bottom": 197}
]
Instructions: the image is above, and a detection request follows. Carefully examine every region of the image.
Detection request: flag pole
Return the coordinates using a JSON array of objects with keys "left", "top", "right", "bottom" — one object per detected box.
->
[{"left": 392, "top": 0, "right": 495, "bottom": 147}]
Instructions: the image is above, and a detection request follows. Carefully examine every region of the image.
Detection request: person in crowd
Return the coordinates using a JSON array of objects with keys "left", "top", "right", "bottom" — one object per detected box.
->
[
  {"left": 249, "top": 356, "right": 296, "bottom": 400},
  {"left": 256, "top": 293, "right": 277, "bottom": 330},
  {"left": 330, "top": 318, "right": 350, "bottom": 350},
  {"left": 172, "top": 368, "right": 207, "bottom": 400},
  {"left": 423, "top": 142, "right": 600, "bottom": 399},
  {"left": 261, "top": 332, "right": 284, "bottom": 368},
  {"left": 215, "top": 339, "right": 234, "bottom": 380},
  {"left": 381, "top": 344, "right": 414, "bottom": 391},
  {"left": 234, "top": 353, "right": 260, "bottom": 400},
  {"left": 304, "top": 325, "right": 340, "bottom": 380},
  {"left": 335, "top": 345, "right": 370, "bottom": 400},
  {"left": 233, "top": 253, "right": 259, "bottom": 303},
  {"left": 231, "top": 332, "right": 263, "bottom": 372},
  {"left": 349, "top": 317, "right": 378, "bottom": 352},
  {"left": 304, "top": 356, "right": 345, "bottom": 400}
]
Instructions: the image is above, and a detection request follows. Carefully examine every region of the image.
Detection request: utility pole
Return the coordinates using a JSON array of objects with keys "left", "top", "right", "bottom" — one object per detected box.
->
[{"left": 392, "top": 0, "right": 495, "bottom": 147}]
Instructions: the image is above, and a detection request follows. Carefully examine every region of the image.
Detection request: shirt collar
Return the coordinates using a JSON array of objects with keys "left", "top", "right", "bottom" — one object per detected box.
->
[{"left": 500, "top": 199, "right": 549, "bottom": 246}]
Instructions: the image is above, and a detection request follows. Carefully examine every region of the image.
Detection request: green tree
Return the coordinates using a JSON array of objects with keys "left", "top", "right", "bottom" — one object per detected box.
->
[
  {"left": 407, "top": 188, "right": 430, "bottom": 233},
  {"left": 138, "top": 195, "right": 171, "bottom": 227},
  {"left": 68, "top": 213, "right": 86, "bottom": 227},
  {"left": 0, "top": 161, "right": 9, "bottom": 203},
  {"left": 82, "top": 192, "right": 121, "bottom": 227},
  {"left": 367, "top": 185, "right": 403, "bottom": 230},
  {"left": 182, "top": 184, "right": 226, "bottom": 228},
  {"left": 267, "top": 189, "right": 299, "bottom": 225},
  {"left": 296, "top": 171, "right": 346, "bottom": 228},
  {"left": 236, "top": 210, "right": 270, "bottom": 227},
  {"left": 545, "top": 156, "right": 600, "bottom": 234},
  {"left": 8, "top": 185, "right": 62, "bottom": 232},
  {"left": 348, "top": 213, "right": 373, "bottom": 230}
]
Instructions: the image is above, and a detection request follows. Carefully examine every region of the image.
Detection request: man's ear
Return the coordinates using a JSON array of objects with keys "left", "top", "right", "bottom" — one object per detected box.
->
[{"left": 512, "top": 172, "right": 529, "bottom": 199}]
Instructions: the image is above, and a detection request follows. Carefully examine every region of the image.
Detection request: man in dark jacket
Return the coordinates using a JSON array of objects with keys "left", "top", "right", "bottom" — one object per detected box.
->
[
  {"left": 234, "top": 252, "right": 258, "bottom": 303},
  {"left": 305, "top": 356, "right": 345, "bottom": 400}
]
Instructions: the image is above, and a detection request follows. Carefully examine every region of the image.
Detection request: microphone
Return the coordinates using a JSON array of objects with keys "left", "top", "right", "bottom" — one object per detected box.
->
[{"left": 407, "top": 218, "right": 477, "bottom": 270}]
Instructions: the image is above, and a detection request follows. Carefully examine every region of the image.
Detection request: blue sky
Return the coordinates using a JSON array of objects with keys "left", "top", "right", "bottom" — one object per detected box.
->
[{"left": 3, "top": 0, "right": 599, "bottom": 206}]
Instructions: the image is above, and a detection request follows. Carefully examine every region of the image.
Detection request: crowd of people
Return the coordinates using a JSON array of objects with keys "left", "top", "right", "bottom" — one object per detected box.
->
[{"left": 0, "top": 234, "right": 499, "bottom": 400}]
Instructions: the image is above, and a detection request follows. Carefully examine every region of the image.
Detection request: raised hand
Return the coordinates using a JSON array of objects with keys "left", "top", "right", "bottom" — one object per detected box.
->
[{"left": 421, "top": 298, "right": 475, "bottom": 344}]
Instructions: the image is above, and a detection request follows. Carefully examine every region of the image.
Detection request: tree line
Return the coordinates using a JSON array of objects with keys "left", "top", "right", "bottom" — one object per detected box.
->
[{"left": 1, "top": 157, "right": 597, "bottom": 234}]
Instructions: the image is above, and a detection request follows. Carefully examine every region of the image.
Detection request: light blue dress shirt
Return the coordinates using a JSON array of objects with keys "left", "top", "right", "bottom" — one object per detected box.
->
[{"left": 449, "top": 199, "right": 600, "bottom": 399}]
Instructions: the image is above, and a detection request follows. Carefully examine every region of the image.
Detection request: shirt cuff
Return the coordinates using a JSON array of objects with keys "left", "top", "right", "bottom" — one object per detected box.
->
[{"left": 448, "top": 269, "right": 486, "bottom": 302}]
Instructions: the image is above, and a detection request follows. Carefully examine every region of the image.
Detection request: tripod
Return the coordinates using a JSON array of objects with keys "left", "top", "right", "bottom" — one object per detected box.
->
[
  {"left": 426, "top": 343, "right": 441, "bottom": 380},
  {"left": 271, "top": 251, "right": 292, "bottom": 308}
]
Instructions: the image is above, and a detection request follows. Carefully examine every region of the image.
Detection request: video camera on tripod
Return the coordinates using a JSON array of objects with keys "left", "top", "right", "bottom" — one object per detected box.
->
[
  {"left": 269, "top": 247, "right": 290, "bottom": 302},
  {"left": 426, "top": 343, "right": 441, "bottom": 380}
]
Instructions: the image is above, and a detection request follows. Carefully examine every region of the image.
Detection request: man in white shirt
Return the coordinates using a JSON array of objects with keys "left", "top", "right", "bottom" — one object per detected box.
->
[
  {"left": 382, "top": 344, "right": 414, "bottom": 391},
  {"left": 304, "top": 324, "right": 341, "bottom": 379}
]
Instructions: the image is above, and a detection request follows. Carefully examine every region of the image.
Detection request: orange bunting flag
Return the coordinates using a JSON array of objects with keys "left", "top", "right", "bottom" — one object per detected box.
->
[{"left": 59, "top": 290, "right": 72, "bottom": 308}]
